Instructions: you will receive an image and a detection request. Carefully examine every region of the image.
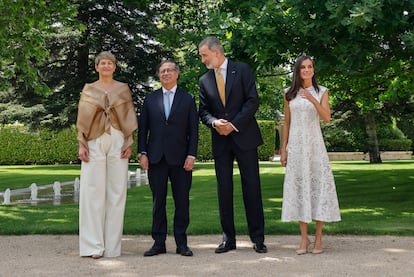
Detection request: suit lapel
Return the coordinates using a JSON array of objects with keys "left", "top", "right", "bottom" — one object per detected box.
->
[
  {"left": 155, "top": 89, "right": 165, "bottom": 118},
  {"left": 169, "top": 88, "right": 183, "bottom": 118},
  {"left": 206, "top": 61, "right": 237, "bottom": 107},
  {"left": 225, "top": 61, "right": 237, "bottom": 103}
]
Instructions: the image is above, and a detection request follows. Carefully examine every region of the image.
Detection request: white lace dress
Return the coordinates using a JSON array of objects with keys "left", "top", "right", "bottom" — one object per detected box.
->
[{"left": 281, "top": 85, "right": 341, "bottom": 223}]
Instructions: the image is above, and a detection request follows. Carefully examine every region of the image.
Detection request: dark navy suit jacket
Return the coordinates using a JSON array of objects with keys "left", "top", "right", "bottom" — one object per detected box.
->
[
  {"left": 138, "top": 87, "right": 198, "bottom": 165},
  {"left": 199, "top": 60, "right": 263, "bottom": 157}
]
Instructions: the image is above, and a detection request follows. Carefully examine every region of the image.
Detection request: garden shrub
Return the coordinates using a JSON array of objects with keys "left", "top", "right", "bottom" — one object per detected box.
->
[
  {"left": 377, "top": 124, "right": 412, "bottom": 151},
  {"left": 193, "top": 120, "right": 275, "bottom": 161},
  {"left": 0, "top": 121, "right": 276, "bottom": 164},
  {"left": 379, "top": 139, "right": 412, "bottom": 151},
  {"left": 2, "top": 120, "right": 410, "bottom": 165}
]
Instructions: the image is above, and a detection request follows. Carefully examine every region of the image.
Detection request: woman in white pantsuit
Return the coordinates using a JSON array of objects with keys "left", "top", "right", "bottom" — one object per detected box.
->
[{"left": 76, "top": 51, "right": 138, "bottom": 259}]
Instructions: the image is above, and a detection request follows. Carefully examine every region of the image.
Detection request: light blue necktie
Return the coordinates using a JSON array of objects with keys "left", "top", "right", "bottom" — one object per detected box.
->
[{"left": 164, "top": 91, "right": 172, "bottom": 119}]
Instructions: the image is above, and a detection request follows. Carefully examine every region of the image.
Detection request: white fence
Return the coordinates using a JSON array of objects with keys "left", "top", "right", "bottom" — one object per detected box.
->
[{"left": 1, "top": 169, "right": 148, "bottom": 205}]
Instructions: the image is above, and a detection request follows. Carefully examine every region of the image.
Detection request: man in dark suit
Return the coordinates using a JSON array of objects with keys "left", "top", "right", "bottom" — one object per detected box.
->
[
  {"left": 138, "top": 60, "right": 198, "bottom": 257},
  {"left": 198, "top": 37, "right": 267, "bottom": 254}
]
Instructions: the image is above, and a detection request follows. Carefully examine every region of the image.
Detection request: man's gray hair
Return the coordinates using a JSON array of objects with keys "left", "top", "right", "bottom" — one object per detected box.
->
[{"left": 198, "top": 37, "right": 224, "bottom": 54}]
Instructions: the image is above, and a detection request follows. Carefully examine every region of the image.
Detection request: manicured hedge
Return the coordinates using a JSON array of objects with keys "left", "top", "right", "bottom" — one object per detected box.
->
[
  {"left": 0, "top": 121, "right": 276, "bottom": 165},
  {"left": 197, "top": 120, "right": 276, "bottom": 161},
  {"left": 3, "top": 121, "right": 411, "bottom": 165},
  {"left": 0, "top": 126, "right": 79, "bottom": 165},
  {"left": 379, "top": 139, "right": 412, "bottom": 151}
]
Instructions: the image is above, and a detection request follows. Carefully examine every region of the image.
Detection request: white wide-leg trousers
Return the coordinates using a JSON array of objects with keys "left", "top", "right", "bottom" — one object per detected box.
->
[{"left": 79, "top": 128, "right": 128, "bottom": 257}]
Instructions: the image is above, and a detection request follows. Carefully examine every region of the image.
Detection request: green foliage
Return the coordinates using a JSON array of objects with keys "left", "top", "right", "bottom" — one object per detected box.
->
[
  {"left": 377, "top": 124, "right": 406, "bottom": 139},
  {"left": 0, "top": 102, "right": 47, "bottom": 129},
  {"left": 0, "top": 126, "right": 78, "bottom": 164},
  {"left": 323, "top": 128, "right": 365, "bottom": 152},
  {"left": 322, "top": 110, "right": 368, "bottom": 152},
  {"left": 397, "top": 117, "right": 414, "bottom": 152},
  {"left": 2, "top": 0, "right": 414, "bottom": 162},
  {"left": 379, "top": 139, "right": 412, "bottom": 151},
  {"left": 0, "top": 0, "right": 78, "bottom": 94},
  {"left": 2, "top": 119, "right": 410, "bottom": 164},
  {"left": 258, "top": 120, "right": 276, "bottom": 160},
  {"left": 0, "top": 126, "right": 78, "bottom": 165},
  {"left": 0, "top": 126, "right": 35, "bottom": 165},
  {"left": 0, "top": 121, "right": 275, "bottom": 164},
  {"left": 376, "top": 123, "right": 412, "bottom": 151},
  {"left": 256, "top": 75, "right": 286, "bottom": 120},
  {"left": 192, "top": 121, "right": 276, "bottom": 161},
  {"left": 1, "top": 1, "right": 169, "bottom": 130},
  {"left": 38, "top": 1, "right": 169, "bottom": 129},
  {"left": 197, "top": 0, "right": 414, "bottom": 163},
  {"left": 196, "top": 124, "right": 213, "bottom": 161}
]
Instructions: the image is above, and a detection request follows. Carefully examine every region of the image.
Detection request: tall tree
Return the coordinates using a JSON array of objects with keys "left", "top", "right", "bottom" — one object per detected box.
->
[
  {"left": 40, "top": 0, "right": 168, "bottom": 128},
  {"left": 1, "top": 0, "right": 169, "bottom": 129},
  {"left": 218, "top": 0, "right": 414, "bottom": 162},
  {"left": 156, "top": 0, "right": 286, "bottom": 116},
  {"left": 0, "top": 0, "right": 78, "bottom": 95}
]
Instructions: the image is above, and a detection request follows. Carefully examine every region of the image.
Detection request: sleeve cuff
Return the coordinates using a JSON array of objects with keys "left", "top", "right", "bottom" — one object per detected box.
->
[{"left": 229, "top": 123, "right": 239, "bottom": 132}]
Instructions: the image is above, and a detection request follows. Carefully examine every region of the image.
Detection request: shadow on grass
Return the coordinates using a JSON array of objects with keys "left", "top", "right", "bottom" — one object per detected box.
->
[{"left": 0, "top": 161, "right": 413, "bottom": 235}]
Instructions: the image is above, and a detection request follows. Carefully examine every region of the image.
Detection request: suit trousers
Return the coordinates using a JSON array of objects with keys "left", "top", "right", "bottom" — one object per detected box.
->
[
  {"left": 148, "top": 158, "right": 192, "bottom": 247},
  {"left": 214, "top": 138, "right": 265, "bottom": 244},
  {"left": 79, "top": 127, "right": 128, "bottom": 257}
]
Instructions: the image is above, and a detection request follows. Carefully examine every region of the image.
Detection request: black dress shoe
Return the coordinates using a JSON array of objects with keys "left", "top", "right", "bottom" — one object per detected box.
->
[
  {"left": 176, "top": 246, "right": 194, "bottom": 256},
  {"left": 254, "top": 242, "right": 267, "bottom": 253},
  {"left": 215, "top": 240, "right": 236, "bottom": 254},
  {"left": 143, "top": 244, "right": 166, "bottom": 256}
]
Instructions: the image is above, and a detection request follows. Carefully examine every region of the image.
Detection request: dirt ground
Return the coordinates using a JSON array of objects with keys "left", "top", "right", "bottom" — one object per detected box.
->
[{"left": 1, "top": 235, "right": 413, "bottom": 277}]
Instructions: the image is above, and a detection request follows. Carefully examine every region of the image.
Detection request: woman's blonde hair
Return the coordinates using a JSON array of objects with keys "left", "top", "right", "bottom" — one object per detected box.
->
[{"left": 95, "top": 51, "right": 116, "bottom": 65}]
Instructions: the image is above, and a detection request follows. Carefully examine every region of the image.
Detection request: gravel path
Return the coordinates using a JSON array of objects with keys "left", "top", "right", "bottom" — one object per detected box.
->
[{"left": 1, "top": 235, "right": 413, "bottom": 276}]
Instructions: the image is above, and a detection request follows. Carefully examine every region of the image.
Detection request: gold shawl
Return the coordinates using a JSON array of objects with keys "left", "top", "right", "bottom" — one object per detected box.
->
[{"left": 76, "top": 82, "right": 138, "bottom": 151}]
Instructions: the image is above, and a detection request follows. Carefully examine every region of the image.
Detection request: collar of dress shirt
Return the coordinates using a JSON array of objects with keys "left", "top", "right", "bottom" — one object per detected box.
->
[
  {"left": 162, "top": 85, "right": 177, "bottom": 94},
  {"left": 216, "top": 59, "right": 228, "bottom": 79}
]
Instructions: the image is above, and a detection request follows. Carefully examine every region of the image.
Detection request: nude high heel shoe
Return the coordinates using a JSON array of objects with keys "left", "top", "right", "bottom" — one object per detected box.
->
[
  {"left": 312, "top": 247, "right": 323, "bottom": 254},
  {"left": 296, "top": 240, "right": 310, "bottom": 255},
  {"left": 312, "top": 242, "right": 323, "bottom": 254}
]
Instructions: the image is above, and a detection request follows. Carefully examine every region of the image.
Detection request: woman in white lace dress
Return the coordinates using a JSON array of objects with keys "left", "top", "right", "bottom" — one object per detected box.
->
[{"left": 280, "top": 55, "right": 341, "bottom": 255}]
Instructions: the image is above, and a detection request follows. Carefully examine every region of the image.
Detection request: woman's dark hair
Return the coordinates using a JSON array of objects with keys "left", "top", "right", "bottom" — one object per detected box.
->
[{"left": 286, "top": 55, "right": 319, "bottom": 101}]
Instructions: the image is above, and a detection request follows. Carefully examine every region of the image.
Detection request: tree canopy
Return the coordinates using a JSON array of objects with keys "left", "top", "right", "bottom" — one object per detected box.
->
[
  {"left": 0, "top": 0, "right": 78, "bottom": 94},
  {"left": 1, "top": 0, "right": 413, "bottom": 162}
]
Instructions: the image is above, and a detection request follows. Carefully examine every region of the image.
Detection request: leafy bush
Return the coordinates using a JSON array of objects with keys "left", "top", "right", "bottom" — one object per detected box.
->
[
  {"left": 397, "top": 115, "right": 414, "bottom": 152},
  {"left": 379, "top": 139, "right": 412, "bottom": 151},
  {"left": 0, "top": 121, "right": 276, "bottom": 165},
  {"left": 377, "top": 124, "right": 412, "bottom": 151},
  {"left": 322, "top": 122, "right": 368, "bottom": 152},
  {"left": 377, "top": 125, "right": 405, "bottom": 139},
  {"left": 258, "top": 120, "right": 276, "bottom": 160},
  {"left": 3, "top": 119, "right": 410, "bottom": 165},
  {"left": 197, "top": 124, "right": 213, "bottom": 161},
  {"left": 196, "top": 120, "right": 275, "bottom": 161},
  {"left": 0, "top": 125, "right": 79, "bottom": 165}
]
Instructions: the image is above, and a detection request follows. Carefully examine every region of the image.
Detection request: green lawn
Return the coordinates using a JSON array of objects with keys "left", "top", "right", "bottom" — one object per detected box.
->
[{"left": 0, "top": 161, "right": 413, "bottom": 235}]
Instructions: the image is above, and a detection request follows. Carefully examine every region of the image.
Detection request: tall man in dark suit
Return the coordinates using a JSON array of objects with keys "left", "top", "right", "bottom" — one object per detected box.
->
[
  {"left": 138, "top": 60, "right": 198, "bottom": 257},
  {"left": 198, "top": 37, "right": 267, "bottom": 254}
]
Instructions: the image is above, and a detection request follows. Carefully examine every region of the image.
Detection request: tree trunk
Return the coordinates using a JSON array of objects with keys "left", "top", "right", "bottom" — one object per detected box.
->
[{"left": 365, "top": 112, "right": 382, "bottom": 163}]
